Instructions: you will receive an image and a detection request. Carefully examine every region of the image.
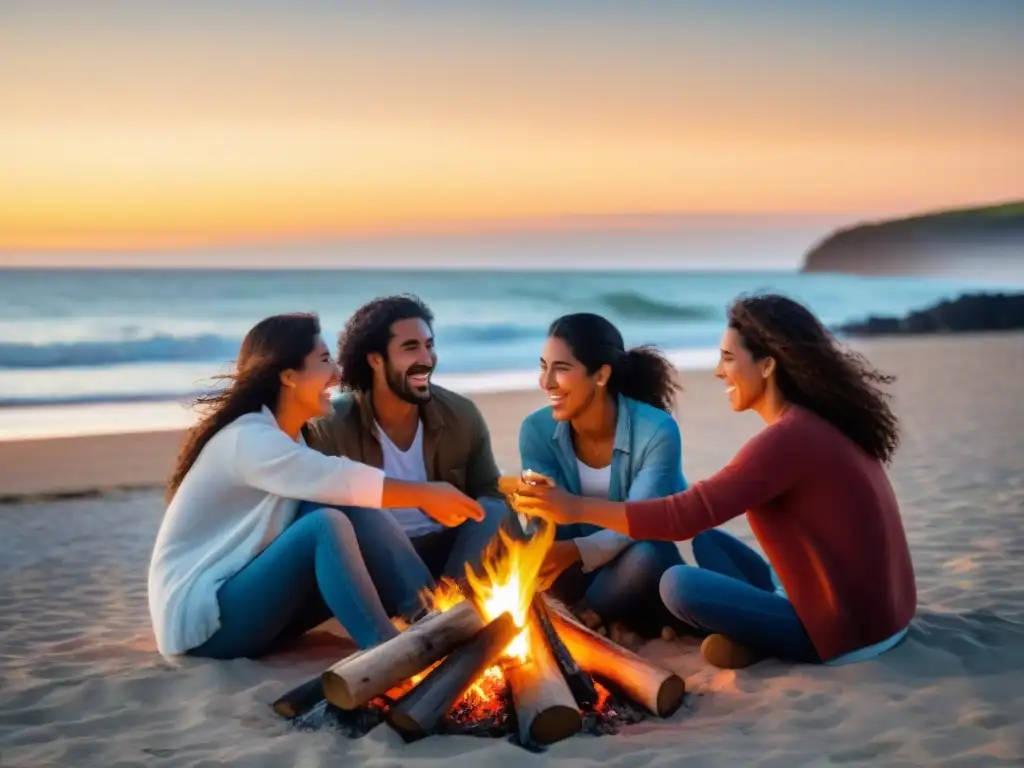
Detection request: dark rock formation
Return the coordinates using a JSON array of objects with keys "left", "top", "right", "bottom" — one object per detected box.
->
[
  {"left": 838, "top": 293, "right": 1024, "bottom": 337},
  {"left": 803, "top": 202, "right": 1024, "bottom": 278}
]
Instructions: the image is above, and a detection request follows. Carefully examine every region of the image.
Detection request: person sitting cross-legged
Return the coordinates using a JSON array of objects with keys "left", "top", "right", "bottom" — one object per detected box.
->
[{"left": 303, "top": 294, "right": 514, "bottom": 622}]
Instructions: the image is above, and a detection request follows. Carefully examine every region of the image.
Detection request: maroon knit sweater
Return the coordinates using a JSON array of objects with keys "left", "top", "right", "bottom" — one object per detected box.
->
[{"left": 626, "top": 406, "right": 916, "bottom": 662}]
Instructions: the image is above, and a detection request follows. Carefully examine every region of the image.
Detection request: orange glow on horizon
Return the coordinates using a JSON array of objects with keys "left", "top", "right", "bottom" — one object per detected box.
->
[{"left": 2, "top": 7, "right": 1021, "bottom": 252}]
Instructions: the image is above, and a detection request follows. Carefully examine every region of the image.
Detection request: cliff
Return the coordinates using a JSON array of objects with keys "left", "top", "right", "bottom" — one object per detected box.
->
[{"left": 802, "top": 202, "right": 1024, "bottom": 279}]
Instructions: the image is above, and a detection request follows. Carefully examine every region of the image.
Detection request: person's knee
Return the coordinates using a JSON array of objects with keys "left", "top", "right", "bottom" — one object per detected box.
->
[
  {"left": 296, "top": 499, "right": 331, "bottom": 519},
  {"left": 305, "top": 506, "right": 357, "bottom": 544},
  {"left": 659, "top": 564, "right": 707, "bottom": 617},
  {"left": 628, "top": 541, "right": 681, "bottom": 583}
]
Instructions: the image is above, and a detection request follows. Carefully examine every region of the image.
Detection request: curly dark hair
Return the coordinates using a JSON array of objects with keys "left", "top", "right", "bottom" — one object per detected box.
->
[
  {"left": 728, "top": 293, "right": 900, "bottom": 463},
  {"left": 548, "top": 313, "right": 679, "bottom": 412},
  {"left": 167, "top": 312, "right": 321, "bottom": 501},
  {"left": 337, "top": 294, "right": 434, "bottom": 393}
]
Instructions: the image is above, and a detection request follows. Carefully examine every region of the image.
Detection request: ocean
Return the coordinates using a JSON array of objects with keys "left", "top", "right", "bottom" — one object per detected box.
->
[{"left": 0, "top": 265, "right": 1004, "bottom": 423}]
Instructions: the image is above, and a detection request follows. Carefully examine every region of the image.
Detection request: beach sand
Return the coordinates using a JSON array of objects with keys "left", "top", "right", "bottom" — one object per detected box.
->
[{"left": 1, "top": 333, "right": 1022, "bottom": 766}]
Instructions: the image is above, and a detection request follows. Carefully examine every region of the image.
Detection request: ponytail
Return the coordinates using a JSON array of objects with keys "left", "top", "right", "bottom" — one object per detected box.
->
[{"left": 612, "top": 346, "right": 679, "bottom": 412}]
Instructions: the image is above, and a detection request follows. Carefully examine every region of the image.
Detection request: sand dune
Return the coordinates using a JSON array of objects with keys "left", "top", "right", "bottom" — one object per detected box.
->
[{"left": 1, "top": 333, "right": 1023, "bottom": 766}]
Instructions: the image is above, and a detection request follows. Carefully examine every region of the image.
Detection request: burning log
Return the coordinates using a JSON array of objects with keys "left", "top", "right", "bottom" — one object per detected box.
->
[
  {"left": 546, "top": 600, "right": 685, "bottom": 718},
  {"left": 322, "top": 600, "right": 484, "bottom": 710},
  {"left": 387, "top": 612, "right": 519, "bottom": 742},
  {"left": 530, "top": 595, "right": 597, "bottom": 709},
  {"left": 506, "top": 613, "right": 583, "bottom": 746}
]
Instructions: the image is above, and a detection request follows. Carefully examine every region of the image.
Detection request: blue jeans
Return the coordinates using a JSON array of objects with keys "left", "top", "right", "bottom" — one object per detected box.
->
[
  {"left": 549, "top": 523, "right": 684, "bottom": 637},
  {"left": 300, "top": 495, "right": 513, "bottom": 622},
  {"left": 659, "top": 529, "right": 819, "bottom": 662},
  {"left": 189, "top": 507, "right": 401, "bottom": 660}
]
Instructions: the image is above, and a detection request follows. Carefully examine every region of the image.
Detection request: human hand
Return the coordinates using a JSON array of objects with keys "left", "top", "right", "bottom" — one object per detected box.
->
[
  {"left": 510, "top": 483, "right": 582, "bottom": 526},
  {"left": 537, "top": 540, "right": 581, "bottom": 591},
  {"left": 418, "top": 482, "right": 485, "bottom": 527}
]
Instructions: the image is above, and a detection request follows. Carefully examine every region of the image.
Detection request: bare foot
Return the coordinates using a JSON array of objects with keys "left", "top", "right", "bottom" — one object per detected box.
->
[{"left": 660, "top": 626, "right": 677, "bottom": 642}]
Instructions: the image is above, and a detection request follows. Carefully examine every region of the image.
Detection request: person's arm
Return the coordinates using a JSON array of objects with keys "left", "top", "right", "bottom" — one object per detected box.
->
[
  {"left": 464, "top": 405, "right": 502, "bottom": 499},
  {"left": 518, "top": 417, "right": 566, "bottom": 487},
  {"left": 517, "top": 416, "right": 567, "bottom": 533},
  {"left": 233, "top": 418, "right": 384, "bottom": 508},
  {"left": 516, "top": 417, "right": 810, "bottom": 540},
  {"left": 572, "top": 420, "right": 686, "bottom": 570},
  {"left": 233, "top": 419, "right": 482, "bottom": 524},
  {"left": 626, "top": 418, "right": 809, "bottom": 541}
]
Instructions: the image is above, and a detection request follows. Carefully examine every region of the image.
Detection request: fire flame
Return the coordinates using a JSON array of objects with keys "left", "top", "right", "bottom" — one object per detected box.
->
[
  {"left": 402, "top": 518, "right": 556, "bottom": 712},
  {"left": 464, "top": 518, "right": 555, "bottom": 662}
]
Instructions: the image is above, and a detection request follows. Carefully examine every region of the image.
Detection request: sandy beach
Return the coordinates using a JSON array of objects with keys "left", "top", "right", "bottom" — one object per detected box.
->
[{"left": 1, "top": 332, "right": 1023, "bottom": 767}]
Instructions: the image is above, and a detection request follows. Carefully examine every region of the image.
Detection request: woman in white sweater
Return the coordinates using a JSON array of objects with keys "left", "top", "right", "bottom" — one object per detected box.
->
[{"left": 148, "top": 313, "right": 483, "bottom": 659}]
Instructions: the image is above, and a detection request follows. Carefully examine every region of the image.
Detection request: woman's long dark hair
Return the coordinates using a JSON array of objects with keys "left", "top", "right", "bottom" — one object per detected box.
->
[
  {"left": 548, "top": 313, "right": 679, "bottom": 412},
  {"left": 166, "top": 313, "right": 322, "bottom": 501},
  {"left": 728, "top": 294, "right": 900, "bottom": 463}
]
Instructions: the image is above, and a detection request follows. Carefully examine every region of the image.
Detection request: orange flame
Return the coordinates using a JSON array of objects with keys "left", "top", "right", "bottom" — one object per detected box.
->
[
  {"left": 401, "top": 518, "right": 556, "bottom": 711},
  {"left": 464, "top": 518, "right": 555, "bottom": 662}
]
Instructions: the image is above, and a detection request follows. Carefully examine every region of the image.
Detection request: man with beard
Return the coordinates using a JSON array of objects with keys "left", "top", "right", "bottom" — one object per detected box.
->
[{"left": 302, "top": 294, "right": 512, "bottom": 622}]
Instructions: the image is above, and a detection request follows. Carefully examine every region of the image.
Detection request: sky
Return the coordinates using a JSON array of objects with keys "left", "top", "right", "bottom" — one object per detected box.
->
[{"left": 1, "top": 0, "right": 1022, "bottom": 255}]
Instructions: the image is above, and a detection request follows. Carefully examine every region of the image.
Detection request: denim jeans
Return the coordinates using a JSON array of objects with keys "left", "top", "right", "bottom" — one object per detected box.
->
[
  {"left": 188, "top": 507, "right": 401, "bottom": 660},
  {"left": 659, "top": 529, "right": 819, "bottom": 662},
  {"left": 300, "top": 495, "right": 512, "bottom": 622},
  {"left": 548, "top": 523, "right": 684, "bottom": 637}
]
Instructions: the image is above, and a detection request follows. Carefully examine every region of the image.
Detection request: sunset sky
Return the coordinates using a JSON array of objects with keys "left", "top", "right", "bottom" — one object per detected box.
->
[{"left": 1, "top": 0, "right": 1022, "bottom": 252}]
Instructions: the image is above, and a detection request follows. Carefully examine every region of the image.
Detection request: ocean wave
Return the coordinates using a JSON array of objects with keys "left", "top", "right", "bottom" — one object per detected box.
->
[
  {"left": 0, "top": 324, "right": 547, "bottom": 370},
  {"left": 0, "top": 334, "right": 240, "bottom": 369},
  {"left": 437, "top": 322, "right": 542, "bottom": 344},
  {"left": 597, "top": 292, "right": 719, "bottom": 321},
  {"left": 0, "top": 347, "right": 722, "bottom": 409}
]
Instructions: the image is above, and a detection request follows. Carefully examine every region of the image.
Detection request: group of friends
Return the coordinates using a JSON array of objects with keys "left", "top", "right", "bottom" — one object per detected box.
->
[{"left": 148, "top": 292, "right": 917, "bottom": 671}]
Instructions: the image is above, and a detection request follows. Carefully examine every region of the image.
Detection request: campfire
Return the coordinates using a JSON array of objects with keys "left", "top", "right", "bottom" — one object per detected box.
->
[{"left": 272, "top": 512, "right": 685, "bottom": 750}]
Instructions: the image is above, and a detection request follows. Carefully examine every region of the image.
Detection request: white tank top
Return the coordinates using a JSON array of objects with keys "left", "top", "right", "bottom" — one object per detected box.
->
[{"left": 576, "top": 459, "right": 611, "bottom": 499}]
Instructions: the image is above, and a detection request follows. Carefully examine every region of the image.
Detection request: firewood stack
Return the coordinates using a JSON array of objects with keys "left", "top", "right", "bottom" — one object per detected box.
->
[{"left": 273, "top": 593, "right": 686, "bottom": 749}]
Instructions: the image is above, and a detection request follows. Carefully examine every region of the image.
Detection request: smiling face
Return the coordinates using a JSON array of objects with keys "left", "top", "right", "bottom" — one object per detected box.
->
[
  {"left": 715, "top": 327, "right": 774, "bottom": 412},
  {"left": 539, "top": 335, "right": 609, "bottom": 421},
  {"left": 371, "top": 317, "right": 437, "bottom": 404},
  {"left": 280, "top": 335, "right": 340, "bottom": 420}
]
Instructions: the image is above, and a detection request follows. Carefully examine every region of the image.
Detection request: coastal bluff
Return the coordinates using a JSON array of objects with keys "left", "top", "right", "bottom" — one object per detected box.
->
[{"left": 802, "top": 202, "right": 1024, "bottom": 279}]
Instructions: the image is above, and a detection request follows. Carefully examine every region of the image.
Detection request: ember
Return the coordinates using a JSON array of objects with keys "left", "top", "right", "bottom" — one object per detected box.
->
[{"left": 274, "top": 513, "right": 685, "bottom": 750}]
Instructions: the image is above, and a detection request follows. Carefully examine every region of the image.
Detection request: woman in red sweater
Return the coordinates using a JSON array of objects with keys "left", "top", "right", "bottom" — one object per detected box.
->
[{"left": 514, "top": 294, "right": 917, "bottom": 669}]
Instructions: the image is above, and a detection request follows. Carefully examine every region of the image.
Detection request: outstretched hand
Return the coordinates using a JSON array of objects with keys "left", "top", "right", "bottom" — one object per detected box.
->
[
  {"left": 510, "top": 482, "right": 582, "bottom": 526},
  {"left": 418, "top": 481, "right": 485, "bottom": 527}
]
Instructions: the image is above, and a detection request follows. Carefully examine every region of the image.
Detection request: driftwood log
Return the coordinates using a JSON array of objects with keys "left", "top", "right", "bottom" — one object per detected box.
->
[
  {"left": 387, "top": 612, "right": 518, "bottom": 742},
  {"left": 546, "top": 599, "right": 685, "bottom": 717},
  {"left": 272, "top": 676, "right": 327, "bottom": 719},
  {"left": 530, "top": 595, "right": 597, "bottom": 709},
  {"left": 506, "top": 614, "right": 583, "bottom": 745},
  {"left": 322, "top": 600, "right": 485, "bottom": 710}
]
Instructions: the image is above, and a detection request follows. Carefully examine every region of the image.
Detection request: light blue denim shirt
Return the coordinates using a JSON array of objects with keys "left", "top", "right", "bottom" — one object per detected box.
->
[{"left": 518, "top": 394, "right": 686, "bottom": 571}]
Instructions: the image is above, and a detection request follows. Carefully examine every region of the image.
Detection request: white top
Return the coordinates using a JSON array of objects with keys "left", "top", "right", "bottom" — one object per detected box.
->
[
  {"left": 576, "top": 460, "right": 611, "bottom": 498},
  {"left": 376, "top": 419, "right": 443, "bottom": 537},
  {"left": 147, "top": 406, "right": 385, "bottom": 657},
  {"left": 572, "top": 458, "right": 634, "bottom": 573}
]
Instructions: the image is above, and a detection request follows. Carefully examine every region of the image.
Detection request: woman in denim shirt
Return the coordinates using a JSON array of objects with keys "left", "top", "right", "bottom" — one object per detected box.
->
[{"left": 519, "top": 313, "right": 692, "bottom": 641}]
